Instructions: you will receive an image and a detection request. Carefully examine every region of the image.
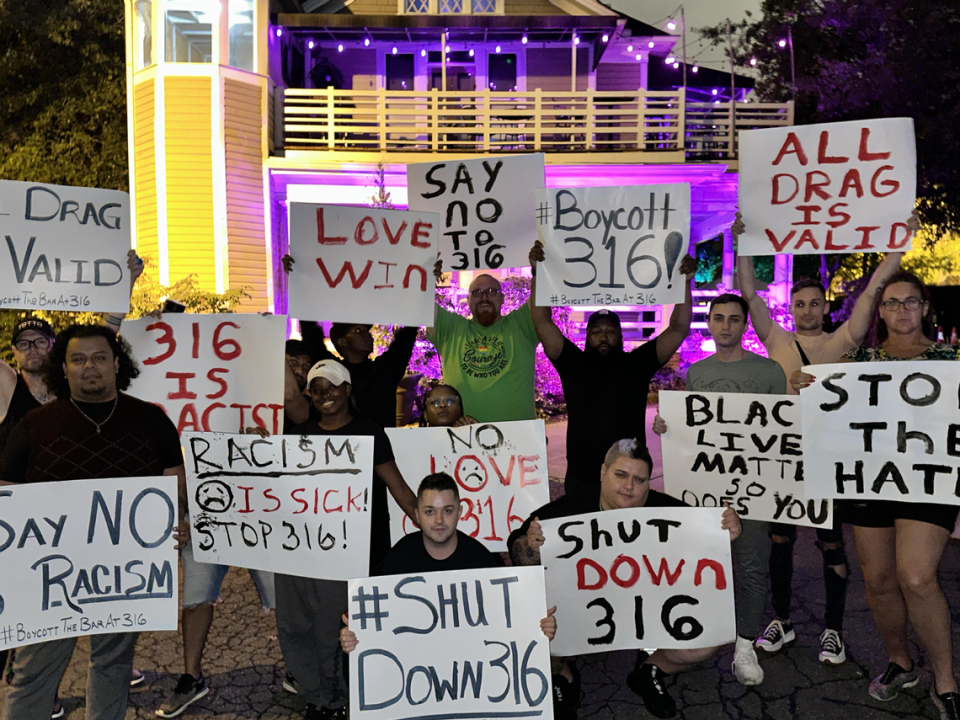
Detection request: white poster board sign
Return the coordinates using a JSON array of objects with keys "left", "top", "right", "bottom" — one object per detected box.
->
[
  {"left": 408, "top": 154, "right": 545, "bottom": 271},
  {"left": 0, "top": 180, "right": 131, "bottom": 313},
  {"left": 541, "top": 507, "right": 735, "bottom": 655},
  {"left": 288, "top": 203, "right": 439, "bottom": 326},
  {"left": 660, "top": 391, "right": 833, "bottom": 527},
  {"left": 534, "top": 184, "right": 690, "bottom": 308},
  {"left": 386, "top": 420, "right": 550, "bottom": 552},
  {"left": 183, "top": 433, "right": 374, "bottom": 579},
  {"left": 802, "top": 361, "right": 960, "bottom": 504},
  {"left": 0, "top": 476, "right": 178, "bottom": 651},
  {"left": 738, "top": 118, "right": 916, "bottom": 255},
  {"left": 123, "top": 314, "right": 286, "bottom": 434},
  {"left": 349, "top": 565, "right": 553, "bottom": 720}
]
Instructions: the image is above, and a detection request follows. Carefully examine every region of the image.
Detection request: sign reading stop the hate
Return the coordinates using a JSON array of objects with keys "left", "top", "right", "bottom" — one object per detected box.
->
[{"left": 738, "top": 118, "right": 916, "bottom": 255}]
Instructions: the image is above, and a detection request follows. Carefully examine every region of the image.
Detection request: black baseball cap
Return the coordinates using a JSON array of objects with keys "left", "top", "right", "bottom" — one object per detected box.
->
[
  {"left": 585, "top": 309, "right": 622, "bottom": 331},
  {"left": 12, "top": 318, "right": 55, "bottom": 345}
]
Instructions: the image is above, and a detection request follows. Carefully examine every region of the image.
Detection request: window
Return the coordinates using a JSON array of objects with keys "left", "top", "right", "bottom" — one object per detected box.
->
[
  {"left": 472, "top": 0, "right": 496, "bottom": 12},
  {"left": 439, "top": 0, "right": 463, "bottom": 12},
  {"left": 229, "top": 0, "right": 254, "bottom": 71},
  {"left": 135, "top": 0, "right": 153, "bottom": 69},
  {"left": 386, "top": 54, "right": 415, "bottom": 90},
  {"left": 165, "top": 1, "right": 215, "bottom": 63},
  {"left": 405, "top": 0, "right": 429, "bottom": 12},
  {"left": 488, "top": 54, "right": 516, "bottom": 91}
]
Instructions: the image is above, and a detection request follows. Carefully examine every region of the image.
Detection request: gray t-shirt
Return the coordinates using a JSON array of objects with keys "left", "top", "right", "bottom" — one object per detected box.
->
[{"left": 686, "top": 351, "right": 786, "bottom": 394}]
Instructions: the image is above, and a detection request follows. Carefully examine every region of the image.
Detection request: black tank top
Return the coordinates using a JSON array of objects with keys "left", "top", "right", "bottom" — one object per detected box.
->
[{"left": 0, "top": 373, "right": 43, "bottom": 457}]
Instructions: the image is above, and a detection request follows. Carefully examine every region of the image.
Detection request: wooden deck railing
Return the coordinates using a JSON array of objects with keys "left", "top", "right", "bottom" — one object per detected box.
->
[{"left": 277, "top": 87, "right": 793, "bottom": 159}]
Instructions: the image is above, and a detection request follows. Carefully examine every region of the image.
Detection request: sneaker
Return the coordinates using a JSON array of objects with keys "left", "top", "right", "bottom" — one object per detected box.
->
[
  {"left": 156, "top": 673, "right": 209, "bottom": 718},
  {"left": 552, "top": 671, "right": 580, "bottom": 720},
  {"left": 283, "top": 672, "right": 298, "bottom": 694},
  {"left": 626, "top": 663, "right": 676, "bottom": 719},
  {"left": 131, "top": 668, "right": 146, "bottom": 687},
  {"left": 868, "top": 661, "right": 919, "bottom": 701},
  {"left": 756, "top": 618, "right": 796, "bottom": 653},
  {"left": 819, "top": 629, "right": 847, "bottom": 665},
  {"left": 932, "top": 689, "right": 960, "bottom": 720},
  {"left": 732, "top": 636, "right": 764, "bottom": 686},
  {"left": 51, "top": 696, "right": 64, "bottom": 720}
]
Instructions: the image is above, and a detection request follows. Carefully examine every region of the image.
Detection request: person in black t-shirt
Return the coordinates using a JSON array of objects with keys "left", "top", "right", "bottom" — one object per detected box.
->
[
  {"left": 282, "top": 339, "right": 315, "bottom": 433},
  {"left": 508, "top": 438, "right": 742, "bottom": 720},
  {"left": 528, "top": 242, "right": 697, "bottom": 496},
  {"left": 339, "top": 472, "right": 557, "bottom": 654},
  {"left": 419, "top": 384, "right": 478, "bottom": 428}
]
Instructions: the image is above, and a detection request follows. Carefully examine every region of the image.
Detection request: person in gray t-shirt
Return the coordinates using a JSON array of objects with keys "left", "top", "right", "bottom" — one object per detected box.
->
[{"left": 654, "top": 293, "right": 784, "bottom": 691}]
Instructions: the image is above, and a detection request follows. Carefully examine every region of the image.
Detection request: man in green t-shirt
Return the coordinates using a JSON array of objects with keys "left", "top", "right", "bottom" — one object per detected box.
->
[{"left": 428, "top": 269, "right": 539, "bottom": 422}]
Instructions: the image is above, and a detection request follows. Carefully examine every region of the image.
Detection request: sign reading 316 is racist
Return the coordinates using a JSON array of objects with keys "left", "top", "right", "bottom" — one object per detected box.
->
[{"left": 534, "top": 184, "right": 690, "bottom": 308}]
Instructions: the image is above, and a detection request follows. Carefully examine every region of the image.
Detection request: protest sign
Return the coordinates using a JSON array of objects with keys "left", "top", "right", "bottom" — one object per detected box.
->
[
  {"left": 534, "top": 184, "right": 690, "bottom": 308},
  {"left": 349, "top": 565, "right": 553, "bottom": 720},
  {"left": 287, "top": 203, "right": 439, "bottom": 326},
  {"left": 738, "top": 118, "right": 916, "bottom": 255},
  {"left": 801, "top": 361, "right": 960, "bottom": 504},
  {"left": 122, "top": 314, "right": 286, "bottom": 434},
  {"left": 408, "top": 154, "right": 545, "bottom": 271},
  {"left": 540, "top": 507, "right": 735, "bottom": 655},
  {"left": 0, "top": 475, "right": 178, "bottom": 652},
  {"left": 0, "top": 179, "right": 131, "bottom": 313},
  {"left": 659, "top": 391, "right": 832, "bottom": 527},
  {"left": 386, "top": 420, "right": 550, "bottom": 552},
  {"left": 183, "top": 433, "right": 374, "bottom": 579}
]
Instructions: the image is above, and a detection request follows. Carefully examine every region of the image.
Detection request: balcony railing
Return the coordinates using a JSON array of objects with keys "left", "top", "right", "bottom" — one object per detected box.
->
[{"left": 276, "top": 87, "right": 793, "bottom": 159}]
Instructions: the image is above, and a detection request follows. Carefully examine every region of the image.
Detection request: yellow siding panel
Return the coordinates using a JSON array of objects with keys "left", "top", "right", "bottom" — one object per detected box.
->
[{"left": 132, "top": 80, "right": 158, "bottom": 268}]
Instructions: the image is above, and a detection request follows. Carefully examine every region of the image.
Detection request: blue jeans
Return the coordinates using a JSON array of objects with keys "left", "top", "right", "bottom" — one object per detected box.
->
[{"left": 180, "top": 541, "right": 276, "bottom": 609}]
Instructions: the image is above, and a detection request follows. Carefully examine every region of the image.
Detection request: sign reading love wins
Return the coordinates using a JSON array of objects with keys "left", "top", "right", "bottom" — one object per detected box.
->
[
  {"left": 288, "top": 203, "right": 439, "bottom": 326},
  {"left": 534, "top": 184, "right": 690, "bottom": 308},
  {"left": 738, "top": 118, "right": 916, "bottom": 255}
]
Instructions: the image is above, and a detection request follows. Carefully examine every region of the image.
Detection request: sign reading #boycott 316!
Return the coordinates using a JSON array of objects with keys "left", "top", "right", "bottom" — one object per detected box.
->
[
  {"left": 0, "top": 180, "right": 131, "bottom": 313},
  {"left": 534, "top": 184, "right": 690, "bottom": 308},
  {"left": 738, "top": 118, "right": 916, "bottom": 256}
]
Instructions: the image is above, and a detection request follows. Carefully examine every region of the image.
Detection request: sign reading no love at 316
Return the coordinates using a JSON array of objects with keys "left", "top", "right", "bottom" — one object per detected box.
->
[
  {"left": 407, "top": 154, "right": 545, "bottom": 271},
  {"left": 288, "top": 203, "right": 439, "bottom": 326},
  {"left": 534, "top": 184, "right": 690, "bottom": 308},
  {"left": 0, "top": 180, "right": 131, "bottom": 313},
  {"left": 183, "top": 433, "right": 374, "bottom": 579},
  {"left": 0, "top": 476, "right": 179, "bottom": 652},
  {"left": 738, "top": 118, "right": 916, "bottom": 255}
]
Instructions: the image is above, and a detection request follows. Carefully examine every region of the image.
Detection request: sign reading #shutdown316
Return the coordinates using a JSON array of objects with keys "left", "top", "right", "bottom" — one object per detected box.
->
[
  {"left": 738, "top": 118, "right": 916, "bottom": 256},
  {"left": 349, "top": 565, "right": 553, "bottom": 720},
  {"left": 0, "top": 476, "right": 179, "bottom": 652},
  {"left": 541, "top": 507, "right": 735, "bottom": 656},
  {"left": 183, "top": 433, "right": 374, "bottom": 579},
  {"left": 534, "top": 184, "right": 690, "bottom": 308},
  {"left": 0, "top": 180, "right": 131, "bottom": 313},
  {"left": 660, "top": 391, "right": 833, "bottom": 528},
  {"left": 386, "top": 420, "right": 551, "bottom": 552},
  {"left": 408, "top": 154, "right": 545, "bottom": 271},
  {"left": 802, "top": 361, "right": 960, "bottom": 505},
  {"left": 288, "top": 203, "right": 439, "bottom": 327}
]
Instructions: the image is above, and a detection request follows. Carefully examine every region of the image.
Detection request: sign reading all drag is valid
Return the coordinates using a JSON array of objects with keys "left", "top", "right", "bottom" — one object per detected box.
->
[
  {"left": 183, "top": 433, "right": 374, "bottom": 579},
  {"left": 534, "top": 184, "right": 690, "bottom": 308},
  {"left": 349, "top": 565, "right": 553, "bottom": 720},
  {"left": 659, "top": 390, "right": 833, "bottom": 527},
  {"left": 0, "top": 476, "right": 179, "bottom": 652},
  {"left": 0, "top": 180, "right": 131, "bottom": 313}
]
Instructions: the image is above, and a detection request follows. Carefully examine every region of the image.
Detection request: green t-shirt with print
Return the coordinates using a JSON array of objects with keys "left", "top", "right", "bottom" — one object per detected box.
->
[{"left": 428, "top": 303, "right": 539, "bottom": 422}]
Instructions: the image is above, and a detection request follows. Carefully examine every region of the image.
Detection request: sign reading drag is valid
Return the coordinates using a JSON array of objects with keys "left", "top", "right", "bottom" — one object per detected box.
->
[
  {"left": 540, "top": 507, "right": 735, "bottom": 656},
  {"left": 0, "top": 179, "right": 131, "bottom": 313},
  {"left": 184, "top": 433, "right": 374, "bottom": 579},
  {"left": 801, "top": 361, "right": 960, "bottom": 505},
  {"left": 0, "top": 476, "right": 179, "bottom": 651},
  {"left": 534, "top": 184, "right": 690, "bottom": 308},
  {"left": 349, "top": 565, "right": 554, "bottom": 720},
  {"left": 659, "top": 390, "right": 832, "bottom": 527}
]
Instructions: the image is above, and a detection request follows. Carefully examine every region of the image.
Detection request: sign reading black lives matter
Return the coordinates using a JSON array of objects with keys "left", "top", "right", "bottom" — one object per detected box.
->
[
  {"left": 349, "top": 565, "right": 554, "bottom": 720},
  {"left": 540, "top": 508, "right": 735, "bottom": 655},
  {"left": 534, "top": 184, "right": 690, "bottom": 308},
  {"left": 660, "top": 391, "right": 833, "bottom": 528},
  {"left": 802, "top": 361, "right": 960, "bottom": 505},
  {"left": 183, "top": 433, "right": 374, "bottom": 579},
  {"left": 0, "top": 476, "right": 179, "bottom": 652},
  {"left": 408, "top": 154, "right": 545, "bottom": 271},
  {"left": 0, "top": 180, "right": 132, "bottom": 313}
]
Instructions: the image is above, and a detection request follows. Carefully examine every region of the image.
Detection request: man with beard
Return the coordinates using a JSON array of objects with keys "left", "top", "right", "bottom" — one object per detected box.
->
[{"left": 528, "top": 241, "right": 696, "bottom": 496}]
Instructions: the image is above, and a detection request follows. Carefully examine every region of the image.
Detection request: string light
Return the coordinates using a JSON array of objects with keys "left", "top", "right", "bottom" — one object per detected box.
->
[
  {"left": 749, "top": 57, "right": 757, "bottom": 66},
  {"left": 495, "top": 45, "right": 501, "bottom": 53},
  {"left": 602, "top": 34, "right": 608, "bottom": 42},
  {"left": 521, "top": 35, "right": 528, "bottom": 44},
  {"left": 673, "top": 62, "right": 679, "bottom": 69},
  {"left": 635, "top": 53, "right": 642, "bottom": 61},
  {"left": 692, "top": 65, "right": 698, "bottom": 73},
  {"left": 666, "top": 56, "right": 675, "bottom": 64},
  {"left": 469, "top": 48, "right": 474, "bottom": 56},
  {"left": 778, "top": 39, "right": 787, "bottom": 47},
  {"left": 308, "top": 40, "right": 315, "bottom": 49},
  {"left": 275, "top": 28, "right": 282, "bottom": 37},
  {"left": 445, "top": 45, "right": 450, "bottom": 52},
  {"left": 364, "top": 37, "right": 370, "bottom": 46},
  {"left": 392, "top": 46, "right": 397, "bottom": 54},
  {"left": 421, "top": 49, "right": 426, "bottom": 57},
  {"left": 712, "top": 88, "right": 718, "bottom": 95},
  {"left": 627, "top": 44, "right": 633, "bottom": 51},
  {"left": 648, "top": 41, "right": 655, "bottom": 48},
  {"left": 667, "top": 20, "right": 676, "bottom": 30},
  {"left": 337, "top": 44, "right": 343, "bottom": 52},
  {"left": 574, "top": 35, "right": 580, "bottom": 45}
]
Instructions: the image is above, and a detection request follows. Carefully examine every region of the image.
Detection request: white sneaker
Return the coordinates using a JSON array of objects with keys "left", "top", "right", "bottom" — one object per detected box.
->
[
  {"left": 818, "top": 629, "right": 847, "bottom": 665},
  {"left": 733, "top": 636, "right": 765, "bottom": 686}
]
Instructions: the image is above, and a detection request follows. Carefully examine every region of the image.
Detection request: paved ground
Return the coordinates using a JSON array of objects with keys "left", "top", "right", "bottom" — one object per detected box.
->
[{"left": 4, "top": 412, "right": 960, "bottom": 719}]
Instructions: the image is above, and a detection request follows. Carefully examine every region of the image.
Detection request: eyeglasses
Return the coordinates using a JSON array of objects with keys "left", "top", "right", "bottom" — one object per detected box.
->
[
  {"left": 470, "top": 288, "right": 501, "bottom": 299},
  {"left": 14, "top": 337, "right": 51, "bottom": 351},
  {"left": 428, "top": 397, "right": 461, "bottom": 408},
  {"left": 880, "top": 297, "right": 922, "bottom": 312}
]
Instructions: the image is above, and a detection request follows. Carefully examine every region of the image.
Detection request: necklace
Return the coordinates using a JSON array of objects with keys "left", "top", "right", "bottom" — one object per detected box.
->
[{"left": 70, "top": 396, "right": 119, "bottom": 434}]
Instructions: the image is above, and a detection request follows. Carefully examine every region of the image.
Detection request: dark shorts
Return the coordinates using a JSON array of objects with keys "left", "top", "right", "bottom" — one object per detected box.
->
[{"left": 839, "top": 499, "right": 960, "bottom": 533}]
